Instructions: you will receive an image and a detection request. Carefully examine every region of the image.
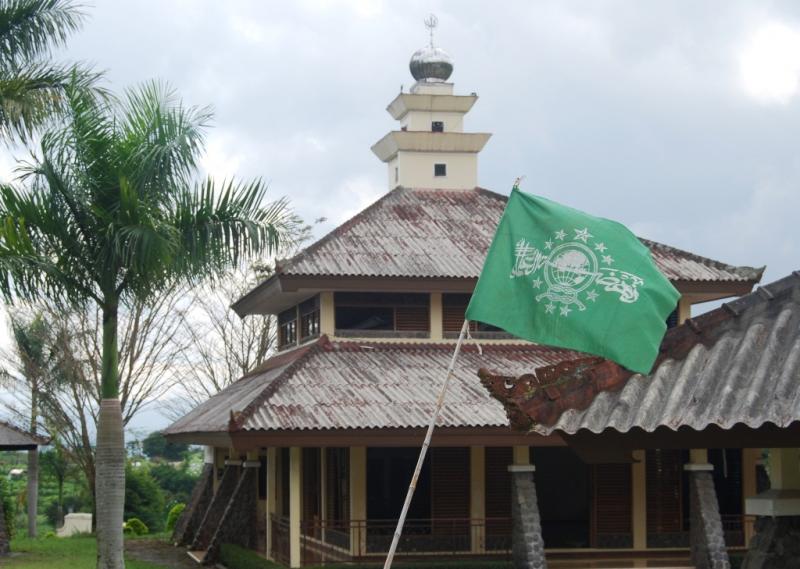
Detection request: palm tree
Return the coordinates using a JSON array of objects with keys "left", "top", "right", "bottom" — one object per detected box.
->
[
  {"left": 0, "top": 0, "right": 97, "bottom": 143},
  {"left": 0, "top": 80, "right": 298, "bottom": 569},
  {"left": 9, "top": 311, "right": 49, "bottom": 538}
]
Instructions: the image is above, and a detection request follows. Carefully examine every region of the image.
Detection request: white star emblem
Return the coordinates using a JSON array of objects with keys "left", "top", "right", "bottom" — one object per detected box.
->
[
  {"left": 602, "top": 255, "right": 614, "bottom": 265},
  {"left": 545, "top": 303, "right": 556, "bottom": 314},
  {"left": 586, "top": 290, "right": 599, "bottom": 302},
  {"left": 574, "top": 228, "right": 592, "bottom": 243},
  {"left": 554, "top": 229, "right": 566, "bottom": 240},
  {"left": 544, "top": 240, "right": 553, "bottom": 250},
  {"left": 532, "top": 278, "right": 542, "bottom": 289},
  {"left": 594, "top": 242, "right": 607, "bottom": 253},
  {"left": 560, "top": 305, "right": 571, "bottom": 317}
]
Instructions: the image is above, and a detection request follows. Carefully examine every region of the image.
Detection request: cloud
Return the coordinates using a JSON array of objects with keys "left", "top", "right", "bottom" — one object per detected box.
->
[{"left": 739, "top": 22, "right": 800, "bottom": 104}]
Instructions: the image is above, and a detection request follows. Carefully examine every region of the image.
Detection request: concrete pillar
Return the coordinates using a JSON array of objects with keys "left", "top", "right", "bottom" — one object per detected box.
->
[
  {"left": 289, "top": 447, "right": 302, "bottom": 568},
  {"left": 513, "top": 446, "right": 530, "bottom": 466},
  {"left": 508, "top": 464, "right": 546, "bottom": 569},
  {"left": 743, "top": 448, "right": 800, "bottom": 569},
  {"left": 266, "top": 447, "right": 277, "bottom": 560},
  {"left": 320, "top": 292, "right": 335, "bottom": 336},
  {"left": 349, "top": 446, "right": 367, "bottom": 557},
  {"left": 470, "top": 446, "right": 486, "bottom": 553},
  {"left": 685, "top": 450, "right": 730, "bottom": 569},
  {"left": 430, "top": 292, "right": 443, "bottom": 341},
  {"left": 631, "top": 450, "right": 647, "bottom": 550},
  {"left": 678, "top": 297, "right": 692, "bottom": 324}
]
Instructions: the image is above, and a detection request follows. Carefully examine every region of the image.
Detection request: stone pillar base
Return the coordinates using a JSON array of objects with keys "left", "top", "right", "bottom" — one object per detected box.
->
[
  {"left": 743, "top": 516, "right": 800, "bottom": 569},
  {"left": 508, "top": 465, "right": 547, "bottom": 569},
  {"left": 685, "top": 465, "right": 730, "bottom": 569}
]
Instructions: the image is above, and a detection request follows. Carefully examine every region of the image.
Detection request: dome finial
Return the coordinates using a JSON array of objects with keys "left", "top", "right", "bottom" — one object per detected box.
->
[
  {"left": 424, "top": 13, "right": 438, "bottom": 47},
  {"left": 409, "top": 14, "right": 453, "bottom": 83}
]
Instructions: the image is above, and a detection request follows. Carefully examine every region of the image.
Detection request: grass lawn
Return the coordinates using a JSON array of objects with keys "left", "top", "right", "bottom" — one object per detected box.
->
[{"left": 7, "top": 535, "right": 169, "bottom": 569}]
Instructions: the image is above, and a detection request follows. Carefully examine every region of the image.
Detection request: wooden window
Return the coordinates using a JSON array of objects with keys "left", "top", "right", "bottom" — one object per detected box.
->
[
  {"left": 646, "top": 449, "right": 684, "bottom": 547},
  {"left": 278, "top": 307, "right": 297, "bottom": 349},
  {"left": 334, "top": 293, "right": 429, "bottom": 336},
  {"left": 431, "top": 121, "right": 444, "bottom": 132},
  {"left": 279, "top": 448, "right": 290, "bottom": 518},
  {"left": 434, "top": 163, "right": 447, "bottom": 177},
  {"left": 299, "top": 296, "right": 320, "bottom": 341},
  {"left": 485, "top": 447, "right": 512, "bottom": 550},
  {"left": 303, "top": 448, "right": 322, "bottom": 531},
  {"left": 325, "top": 448, "right": 350, "bottom": 523},
  {"left": 258, "top": 455, "right": 268, "bottom": 500},
  {"left": 592, "top": 464, "right": 632, "bottom": 547},
  {"left": 431, "top": 448, "right": 470, "bottom": 542},
  {"left": 442, "top": 294, "right": 502, "bottom": 335}
]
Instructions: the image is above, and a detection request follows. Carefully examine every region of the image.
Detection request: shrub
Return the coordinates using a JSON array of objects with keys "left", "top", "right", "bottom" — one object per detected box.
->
[
  {"left": 124, "top": 517, "right": 149, "bottom": 536},
  {"left": 45, "top": 494, "right": 86, "bottom": 527},
  {"left": 0, "top": 477, "right": 15, "bottom": 539},
  {"left": 150, "top": 463, "right": 198, "bottom": 504},
  {"left": 44, "top": 530, "right": 56, "bottom": 538},
  {"left": 124, "top": 464, "right": 165, "bottom": 532},
  {"left": 166, "top": 502, "right": 185, "bottom": 532}
]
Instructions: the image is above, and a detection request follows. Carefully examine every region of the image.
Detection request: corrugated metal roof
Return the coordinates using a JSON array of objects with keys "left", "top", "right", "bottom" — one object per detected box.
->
[
  {"left": 277, "top": 187, "right": 762, "bottom": 283},
  {"left": 0, "top": 421, "right": 49, "bottom": 449},
  {"left": 480, "top": 271, "right": 800, "bottom": 437},
  {"left": 164, "top": 340, "right": 574, "bottom": 435}
]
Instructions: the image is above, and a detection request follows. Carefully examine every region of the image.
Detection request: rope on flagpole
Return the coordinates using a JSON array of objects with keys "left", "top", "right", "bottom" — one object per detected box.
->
[{"left": 382, "top": 319, "right": 471, "bottom": 569}]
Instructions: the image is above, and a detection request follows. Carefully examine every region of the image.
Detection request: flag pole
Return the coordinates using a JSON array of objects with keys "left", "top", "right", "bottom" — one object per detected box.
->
[{"left": 382, "top": 319, "right": 471, "bottom": 569}]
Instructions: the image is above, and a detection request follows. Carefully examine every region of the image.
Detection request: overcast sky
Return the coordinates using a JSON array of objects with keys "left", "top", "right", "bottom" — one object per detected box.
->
[{"left": 2, "top": 0, "right": 800, "bottom": 429}]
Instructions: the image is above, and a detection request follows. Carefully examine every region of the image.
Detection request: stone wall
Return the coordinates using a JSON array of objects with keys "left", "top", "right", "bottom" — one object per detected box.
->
[
  {"left": 190, "top": 464, "right": 241, "bottom": 551},
  {"left": 509, "top": 466, "right": 547, "bottom": 569},
  {"left": 204, "top": 464, "right": 258, "bottom": 564},
  {"left": 688, "top": 470, "right": 730, "bottom": 569},
  {"left": 742, "top": 517, "right": 800, "bottom": 569},
  {"left": 173, "top": 463, "right": 214, "bottom": 546}
]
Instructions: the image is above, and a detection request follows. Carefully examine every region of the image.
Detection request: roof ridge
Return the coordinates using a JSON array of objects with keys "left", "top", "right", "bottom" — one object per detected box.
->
[
  {"left": 230, "top": 336, "right": 327, "bottom": 431},
  {"left": 324, "top": 338, "right": 571, "bottom": 354}
]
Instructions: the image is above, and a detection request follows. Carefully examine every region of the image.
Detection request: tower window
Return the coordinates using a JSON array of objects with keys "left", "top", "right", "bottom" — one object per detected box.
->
[
  {"left": 431, "top": 121, "right": 444, "bottom": 132},
  {"left": 434, "top": 163, "right": 447, "bottom": 177}
]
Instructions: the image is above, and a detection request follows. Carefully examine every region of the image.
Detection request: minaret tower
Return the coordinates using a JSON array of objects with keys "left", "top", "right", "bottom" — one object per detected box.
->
[{"left": 371, "top": 15, "right": 491, "bottom": 190}]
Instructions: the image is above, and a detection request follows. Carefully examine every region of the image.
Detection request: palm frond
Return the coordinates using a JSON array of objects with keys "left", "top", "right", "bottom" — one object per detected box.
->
[
  {"left": 0, "top": 61, "right": 105, "bottom": 142},
  {"left": 0, "top": 0, "right": 84, "bottom": 64}
]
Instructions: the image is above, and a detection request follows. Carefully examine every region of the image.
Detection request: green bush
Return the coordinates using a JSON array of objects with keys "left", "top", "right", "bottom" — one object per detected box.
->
[
  {"left": 124, "top": 517, "right": 149, "bottom": 536},
  {"left": 165, "top": 502, "right": 185, "bottom": 532},
  {"left": 150, "top": 463, "right": 198, "bottom": 504},
  {"left": 220, "top": 544, "right": 282, "bottom": 569},
  {"left": 124, "top": 464, "right": 165, "bottom": 532},
  {"left": 0, "top": 476, "right": 15, "bottom": 538}
]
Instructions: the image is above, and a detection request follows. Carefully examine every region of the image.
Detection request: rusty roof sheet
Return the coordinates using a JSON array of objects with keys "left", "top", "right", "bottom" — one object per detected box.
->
[
  {"left": 0, "top": 420, "right": 49, "bottom": 449},
  {"left": 275, "top": 186, "right": 762, "bottom": 283},
  {"left": 164, "top": 340, "right": 574, "bottom": 435},
  {"left": 480, "top": 271, "right": 800, "bottom": 436}
]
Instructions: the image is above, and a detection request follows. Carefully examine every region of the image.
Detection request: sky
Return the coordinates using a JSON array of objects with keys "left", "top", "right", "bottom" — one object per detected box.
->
[{"left": 2, "top": 0, "right": 800, "bottom": 430}]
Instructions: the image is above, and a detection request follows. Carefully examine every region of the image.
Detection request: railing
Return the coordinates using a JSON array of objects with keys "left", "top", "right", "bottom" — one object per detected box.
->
[{"left": 268, "top": 517, "right": 513, "bottom": 566}]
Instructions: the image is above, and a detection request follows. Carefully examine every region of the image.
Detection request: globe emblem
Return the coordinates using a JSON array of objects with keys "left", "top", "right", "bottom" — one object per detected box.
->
[{"left": 544, "top": 243, "right": 598, "bottom": 293}]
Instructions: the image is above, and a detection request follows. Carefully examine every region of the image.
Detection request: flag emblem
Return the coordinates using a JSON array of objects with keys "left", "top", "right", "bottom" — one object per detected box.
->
[{"left": 511, "top": 230, "right": 645, "bottom": 316}]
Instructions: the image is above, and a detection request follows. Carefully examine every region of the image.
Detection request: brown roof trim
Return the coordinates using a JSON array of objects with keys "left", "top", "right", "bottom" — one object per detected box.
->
[
  {"left": 479, "top": 270, "right": 800, "bottom": 432},
  {"left": 0, "top": 420, "right": 50, "bottom": 449}
]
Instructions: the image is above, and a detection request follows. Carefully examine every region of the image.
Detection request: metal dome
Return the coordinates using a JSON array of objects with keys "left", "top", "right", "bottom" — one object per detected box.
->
[{"left": 409, "top": 45, "right": 453, "bottom": 83}]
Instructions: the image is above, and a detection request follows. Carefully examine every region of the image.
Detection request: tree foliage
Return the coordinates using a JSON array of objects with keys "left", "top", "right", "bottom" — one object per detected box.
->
[
  {"left": 124, "top": 465, "right": 164, "bottom": 533},
  {"left": 141, "top": 431, "right": 188, "bottom": 462},
  {"left": 0, "top": 0, "right": 103, "bottom": 143}
]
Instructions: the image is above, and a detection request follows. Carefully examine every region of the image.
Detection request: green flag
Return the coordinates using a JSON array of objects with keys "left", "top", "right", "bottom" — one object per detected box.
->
[{"left": 466, "top": 187, "right": 680, "bottom": 374}]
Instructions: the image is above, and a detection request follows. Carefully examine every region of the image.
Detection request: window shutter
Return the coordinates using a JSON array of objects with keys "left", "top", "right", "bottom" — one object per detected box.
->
[
  {"left": 593, "top": 463, "right": 632, "bottom": 547},
  {"left": 485, "top": 447, "right": 512, "bottom": 550},
  {"left": 646, "top": 450, "right": 683, "bottom": 537},
  {"left": 396, "top": 305, "right": 430, "bottom": 332}
]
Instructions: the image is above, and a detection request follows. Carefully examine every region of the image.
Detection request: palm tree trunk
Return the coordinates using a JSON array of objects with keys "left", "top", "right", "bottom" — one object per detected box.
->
[
  {"left": 96, "top": 301, "right": 125, "bottom": 569},
  {"left": 26, "top": 449, "right": 38, "bottom": 537},
  {"left": 27, "top": 391, "right": 38, "bottom": 538}
]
